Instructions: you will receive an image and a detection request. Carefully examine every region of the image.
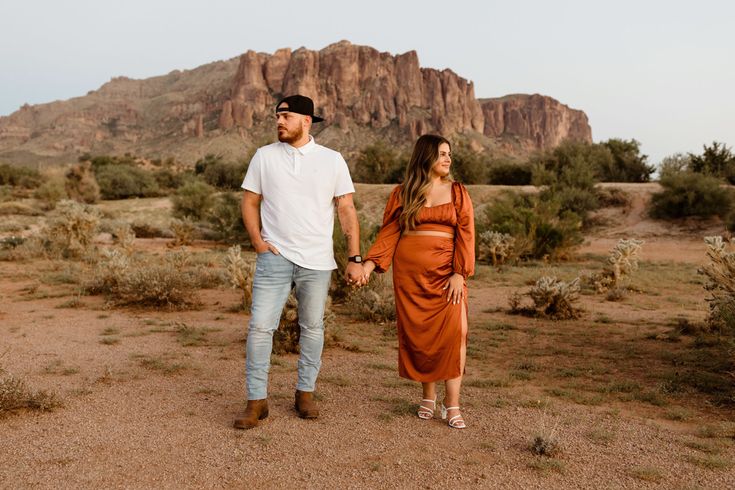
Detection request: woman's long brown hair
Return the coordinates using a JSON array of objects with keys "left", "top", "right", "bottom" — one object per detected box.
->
[{"left": 399, "top": 134, "right": 452, "bottom": 231}]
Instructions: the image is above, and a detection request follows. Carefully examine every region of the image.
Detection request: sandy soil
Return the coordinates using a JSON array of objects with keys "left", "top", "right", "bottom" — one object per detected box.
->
[{"left": 1, "top": 185, "right": 734, "bottom": 489}]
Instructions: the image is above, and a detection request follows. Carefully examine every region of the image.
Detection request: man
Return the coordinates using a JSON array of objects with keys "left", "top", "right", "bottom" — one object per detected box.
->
[{"left": 234, "top": 95, "right": 364, "bottom": 430}]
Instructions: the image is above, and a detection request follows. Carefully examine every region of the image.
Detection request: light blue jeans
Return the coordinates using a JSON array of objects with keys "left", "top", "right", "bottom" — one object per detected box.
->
[{"left": 246, "top": 251, "right": 332, "bottom": 400}]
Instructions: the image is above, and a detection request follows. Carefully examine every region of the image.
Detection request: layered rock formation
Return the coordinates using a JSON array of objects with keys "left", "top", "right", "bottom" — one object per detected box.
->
[{"left": 0, "top": 41, "right": 591, "bottom": 166}]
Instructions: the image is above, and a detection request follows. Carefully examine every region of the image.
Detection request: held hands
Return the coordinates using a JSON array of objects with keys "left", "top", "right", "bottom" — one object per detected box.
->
[
  {"left": 345, "top": 261, "right": 375, "bottom": 288},
  {"left": 443, "top": 273, "right": 465, "bottom": 304}
]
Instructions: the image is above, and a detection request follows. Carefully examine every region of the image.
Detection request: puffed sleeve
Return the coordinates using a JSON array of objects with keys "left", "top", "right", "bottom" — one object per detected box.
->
[
  {"left": 453, "top": 183, "right": 475, "bottom": 278},
  {"left": 364, "top": 185, "right": 403, "bottom": 273}
]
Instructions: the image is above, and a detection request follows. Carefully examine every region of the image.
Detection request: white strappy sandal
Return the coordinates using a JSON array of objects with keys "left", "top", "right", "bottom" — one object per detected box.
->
[
  {"left": 441, "top": 403, "right": 466, "bottom": 429},
  {"left": 417, "top": 398, "right": 436, "bottom": 420}
]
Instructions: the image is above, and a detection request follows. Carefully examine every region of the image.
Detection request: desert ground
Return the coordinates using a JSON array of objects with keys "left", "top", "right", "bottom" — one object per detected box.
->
[{"left": 1, "top": 183, "right": 734, "bottom": 489}]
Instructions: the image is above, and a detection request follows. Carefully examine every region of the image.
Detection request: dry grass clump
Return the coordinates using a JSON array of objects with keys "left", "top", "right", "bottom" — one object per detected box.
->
[
  {"left": 0, "top": 364, "right": 60, "bottom": 417},
  {"left": 510, "top": 276, "right": 582, "bottom": 320},
  {"left": 529, "top": 407, "right": 562, "bottom": 457},
  {"left": 223, "top": 245, "right": 255, "bottom": 309},
  {"left": 700, "top": 236, "right": 735, "bottom": 334},
  {"left": 345, "top": 274, "right": 396, "bottom": 323},
  {"left": 588, "top": 238, "right": 644, "bottom": 293},
  {"left": 86, "top": 248, "right": 199, "bottom": 309},
  {"left": 478, "top": 231, "right": 515, "bottom": 266},
  {"left": 169, "top": 218, "right": 196, "bottom": 247},
  {"left": 44, "top": 200, "right": 100, "bottom": 259},
  {"left": 273, "top": 294, "right": 338, "bottom": 355}
]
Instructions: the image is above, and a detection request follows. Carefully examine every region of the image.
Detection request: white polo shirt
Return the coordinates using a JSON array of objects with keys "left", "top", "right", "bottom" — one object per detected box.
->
[{"left": 241, "top": 136, "right": 355, "bottom": 270}]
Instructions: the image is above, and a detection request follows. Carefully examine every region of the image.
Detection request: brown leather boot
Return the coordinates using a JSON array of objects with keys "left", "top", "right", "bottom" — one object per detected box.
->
[
  {"left": 294, "top": 390, "right": 319, "bottom": 419},
  {"left": 233, "top": 399, "right": 269, "bottom": 430}
]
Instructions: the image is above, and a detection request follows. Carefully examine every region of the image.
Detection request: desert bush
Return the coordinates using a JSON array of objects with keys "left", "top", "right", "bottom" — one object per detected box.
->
[
  {"left": 0, "top": 163, "right": 42, "bottom": 188},
  {"left": 0, "top": 364, "right": 60, "bottom": 417},
  {"left": 599, "top": 138, "right": 654, "bottom": 182},
  {"left": 272, "top": 294, "right": 338, "bottom": 355},
  {"left": 450, "top": 142, "right": 488, "bottom": 185},
  {"left": 0, "top": 235, "right": 46, "bottom": 261},
  {"left": 510, "top": 276, "right": 582, "bottom": 320},
  {"left": 205, "top": 192, "right": 249, "bottom": 244},
  {"left": 43, "top": 200, "right": 100, "bottom": 259},
  {"left": 688, "top": 141, "right": 735, "bottom": 183},
  {"left": 649, "top": 171, "right": 732, "bottom": 219},
  {"left": 699, "top": 236, "right": 735, "bottom": 335},
  {"left": 86, "top": 248, "right": 199, "bottom": 309},
  {"left": 351, "top": 141, "right": 407, "bottom": 184},
  {"left": 130, "top": 221, "right": 170, "bottom": 238},
  {"left": 169, "top": 218, "right": 196, "bottom": 247},
  {"left": 152, "top": 168, "right": 187, "bottom": 192},
  {"left": 223, "top": 245, "right": 256, "bottom": 310},
  {"left": 588, "top": 239, "right": 644, "bottom": 293},
  {"left": 65, "top": 162, "right": 100, "bottom": 204},
  {"left": 345, "top": 274, "right": 396, "bottom": 323},
  {"left": 596, "top": 186, "right": 631, "bottom": 208},
  {"left": 94, "top": 164, "right": 160, "bottom": 200},
  {"left": 478, "top": 231, "right": 516, "bottom": 266},
  {"left": 487, "top": 160, "right": 533, "bottom": 185},
  {"left": 171, "top": 180, "right": 215, "bottom": 220},
  {"left": 482, "top": 192, "right": 583, "bottom": 260},
  {"left": 658, "top": 153, "right": 692, "bottom": 178},
  {"left": 34, "top": 177, "right": 67, "bottom": 210},
  {"left": 195, "top": 154, "right": 248, "bottom": 190}
]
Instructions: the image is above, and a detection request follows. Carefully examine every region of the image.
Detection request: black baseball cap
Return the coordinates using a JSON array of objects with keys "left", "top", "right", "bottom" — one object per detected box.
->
[{"left": 275, "top": 95, "right": 324, "bottom": 123}]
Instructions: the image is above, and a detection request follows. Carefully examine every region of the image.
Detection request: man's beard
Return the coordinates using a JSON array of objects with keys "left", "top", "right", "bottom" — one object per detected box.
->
[{"left": 277, "top": 125, "right": 304, "bottom": 144}]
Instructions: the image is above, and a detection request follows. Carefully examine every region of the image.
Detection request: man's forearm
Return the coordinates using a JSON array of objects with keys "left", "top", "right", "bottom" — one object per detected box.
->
[
  {"left": 242, "top": 193, "right": 266, "bottom": 248},
  {"left": 337, "top": 202, "right": 361, "bottom": 256}
]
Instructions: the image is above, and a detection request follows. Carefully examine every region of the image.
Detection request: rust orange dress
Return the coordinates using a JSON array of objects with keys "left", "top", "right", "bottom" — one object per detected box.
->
[{"left": 365, "top": 182, "right": 475, "bottom": 382}]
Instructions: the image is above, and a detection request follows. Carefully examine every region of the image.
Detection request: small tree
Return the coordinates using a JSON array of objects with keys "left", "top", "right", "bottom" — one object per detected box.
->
[
  {"left": 649, "top": 171, "right": 732, "bottom": 219},
  {"left": 600, "top": 138, "right": 654, "bottom": 182},
  {"left": 450, "top": 141, "right": 488, "bottom": 185},
  {"left": 171, "top": 180, "right": 215, "bottom": 220},
  {"left": 351, "top": 141, "right": 406, "bottom": 184},
  {"left": 689, "top": 142, "right": 735, "bottom": 183}
]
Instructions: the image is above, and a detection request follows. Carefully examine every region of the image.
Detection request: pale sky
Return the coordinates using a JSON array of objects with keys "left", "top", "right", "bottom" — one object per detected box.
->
[{"left": 1, "top": 0, "right": 733, "bottom": 165}]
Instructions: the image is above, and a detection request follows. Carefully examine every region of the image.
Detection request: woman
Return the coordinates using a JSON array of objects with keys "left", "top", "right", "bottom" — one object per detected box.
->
[{"left": 361, "top": 134, "right": 475, "bottom": 429}]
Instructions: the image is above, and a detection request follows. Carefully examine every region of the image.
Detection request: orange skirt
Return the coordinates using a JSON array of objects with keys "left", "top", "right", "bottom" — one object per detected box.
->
[{"left": 392, "top": 235, "right": 467, "bottom": 382}]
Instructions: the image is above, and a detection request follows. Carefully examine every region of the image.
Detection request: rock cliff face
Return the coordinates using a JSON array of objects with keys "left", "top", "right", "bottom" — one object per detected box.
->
[{"left": 0, "top": 41, "right": 591, "bottom": 166}]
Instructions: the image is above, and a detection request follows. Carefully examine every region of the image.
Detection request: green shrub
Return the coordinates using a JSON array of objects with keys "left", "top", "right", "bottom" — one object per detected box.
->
[
  {"left": 0, "top": 163, "right": 42, "bottom": 188},
  {"left": 487, "top": 160, "right": 532, "bottom": 185},
  {"left": 195, "top": 154, "right": 248, "bottom": 190},
  {"left": 531, "top": 141, "right": 601, "bottom": 218},
  {"left": 153, "top": 168, "right": 187, "bottom": 192},
  {"left": 483, "top": 192, "right": 583, "bottom": 260},
  {"left": 95, "top": 164, "right": 160, "bottom": 200},
  {"left": 599, "top": 139, "right": 654, "bottom": 182},
  {"left": 351, "top": 141, "right": 407, "bottom": 184},
  {"left": 171, "top": 180, "right": 215, "bottom": 220},
  {"left": 34, "top": 177, "right": 67, "bottom": 210},
  {"left": 689, "top": 142, "right": 735, "bottom": 183},
  {"left": 450, "top": 142, "right": 488, "bottom": 185},
  {"left": 649, "top": 171, "right": 732, "bottom": 219},
  {"left": 205, "top": 192, "right": 249, "bottom": 243}
]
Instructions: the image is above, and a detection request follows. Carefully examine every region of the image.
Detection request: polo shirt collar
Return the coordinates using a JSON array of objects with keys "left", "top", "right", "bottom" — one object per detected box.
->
[{"left": 284, "top": 135, "right": 316, "bottom": 156}]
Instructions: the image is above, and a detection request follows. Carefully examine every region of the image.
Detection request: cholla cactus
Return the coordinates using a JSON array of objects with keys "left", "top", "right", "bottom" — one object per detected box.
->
[
  {"left": 592, "top": 238, "right": 644, "bottom": 293},
  {"left": 45, "top": 200, "right": 100, "bottom": 258},
  {"left": 528, "top": 276, "right": 582, "bottom": 320},
  {"left": 699, "top": 236, "right": 735, "bottom": 332},
  {"left": 479, "top": 231, "right": 515, "bottom": 266},
  {"left": 273, "top": 294, "right": 337, "bottom": 354},
  {"left": 223, "top": 245, "right": 255, "bottom": 308},
  {"left": 169, "top": 218, "right": 195, "bottom": 247}
]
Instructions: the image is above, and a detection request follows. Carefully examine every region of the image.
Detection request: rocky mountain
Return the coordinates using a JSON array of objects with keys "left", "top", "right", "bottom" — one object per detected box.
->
[{"left": 0, "top": 40, "right": 591, "bottom": 168}]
